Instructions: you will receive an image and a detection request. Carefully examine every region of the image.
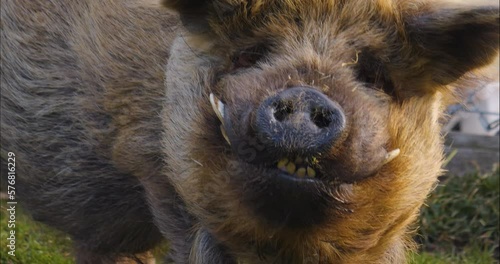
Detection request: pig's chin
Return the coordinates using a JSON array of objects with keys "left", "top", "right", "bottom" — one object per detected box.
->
[
  {"left": 226, "top": 158, "right": 354, "bottom": 229},
  {"left": 217, "top": 121, "right": 355, "bottom": 228}
]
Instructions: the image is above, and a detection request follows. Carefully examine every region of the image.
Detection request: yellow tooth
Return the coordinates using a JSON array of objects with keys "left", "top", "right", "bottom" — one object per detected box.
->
[
  {"left": 383, "top": 148, "right": 400, "bottom": 165},
  {"left": 220, "top": 125, "right": 231, "bottom": 145},
  {"left": 296, "top": 167, "right": 306, "bottom": 177},
  {"left": 295, "top": 157, "right": 303, "bottom": 164},
  {"left": 306, "top": 167, "right": 316, "bottom": 177},
  {"left": 277, "top": 158, "right": 289, "bottom": 170},
  {"left": 286, "top": 162, "right": 296, "bottom": 174}
]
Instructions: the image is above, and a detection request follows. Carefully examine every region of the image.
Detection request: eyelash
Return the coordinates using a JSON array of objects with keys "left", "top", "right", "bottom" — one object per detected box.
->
[
  {"left": 355, "top": 54, "right": 395, "bottom": 95},
  {"left": 230, "top": 45, "right": 269, "bottom": 71}
]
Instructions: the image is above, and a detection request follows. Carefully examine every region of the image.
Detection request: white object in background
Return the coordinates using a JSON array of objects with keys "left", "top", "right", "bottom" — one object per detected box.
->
[{"left": 460, "top": 82, "right": 499, "bottom": 136}]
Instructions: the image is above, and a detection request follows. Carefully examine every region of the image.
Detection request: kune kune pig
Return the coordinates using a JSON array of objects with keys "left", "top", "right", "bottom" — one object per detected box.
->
[{"left": 1, "top": 0, "right": 498, "bottom": 263}]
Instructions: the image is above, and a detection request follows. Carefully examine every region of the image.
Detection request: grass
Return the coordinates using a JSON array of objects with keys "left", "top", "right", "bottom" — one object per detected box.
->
[
  {"left": 0, "top": 207, "right": 74, "bottom": 264},
  {"left": 1, "top": 170, "right": 498, "bottom": 263},
  {"left": 410, "top": 247, "right": 498, "bottom": 264},
  {"left": 416, "top": 168, "right": 499, "bottom": 262}
]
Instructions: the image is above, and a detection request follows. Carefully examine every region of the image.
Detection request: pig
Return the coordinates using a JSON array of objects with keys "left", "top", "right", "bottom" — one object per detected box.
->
[{"left": 1, "top": 0, "right": 498, "bottom": 263}]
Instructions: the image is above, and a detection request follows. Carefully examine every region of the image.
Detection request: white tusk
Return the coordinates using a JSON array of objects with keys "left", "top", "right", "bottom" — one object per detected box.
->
[
  {"left": 209, "top": 93, "right": 225, "bottom": 124},
  {"left": 383, "top": 148, "right": 400, "bottom": 165},
  {"left": 220, "top": 125, "right": 231, "bottom": 145},
  {"left": 210, "top": 94, "right": 231, "bottom": 145}
]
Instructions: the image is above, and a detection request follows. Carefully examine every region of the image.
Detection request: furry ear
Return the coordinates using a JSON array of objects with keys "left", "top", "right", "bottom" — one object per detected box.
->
[{"left": 406, "top": 5, "right": 499, "bottom": 86}]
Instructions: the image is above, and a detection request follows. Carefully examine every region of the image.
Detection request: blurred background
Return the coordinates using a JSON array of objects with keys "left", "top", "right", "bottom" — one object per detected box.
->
[
  {"left": 415, "top": 56, "right": 499, "bottom": 263},
  {"left": 443, "top": 56, "right": 499, "bottom": 177}
]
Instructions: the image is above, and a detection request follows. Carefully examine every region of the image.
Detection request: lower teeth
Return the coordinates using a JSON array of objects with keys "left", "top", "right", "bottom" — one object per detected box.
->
[
  {"left": 296, "top": 168, "right": 306, "bottom": 177},
  {"left": 277, "top": 158, "right": 317, "bottom": 178}
]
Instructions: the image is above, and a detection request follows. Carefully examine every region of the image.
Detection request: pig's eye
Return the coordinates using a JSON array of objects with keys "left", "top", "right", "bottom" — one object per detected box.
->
[
  {"left": 231, "top": 45, "right": 268, "bottom": 71},
  {"left": 355, "top": 54, "right": 395, "bottom": 95}
]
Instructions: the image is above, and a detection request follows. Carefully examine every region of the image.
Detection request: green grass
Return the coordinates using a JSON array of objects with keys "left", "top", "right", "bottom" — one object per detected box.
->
[
  {"left": 416, "top": 168, "right": 499, "bottom": 262},
  {"left": 410, "top": 246, "right": 498, "bottom": 264},
  {"left": 0, "top": 207, "right": 74, "bottom": 264},
  {"left": 1, "top": 170, "right": 498, "bottom": 263}
]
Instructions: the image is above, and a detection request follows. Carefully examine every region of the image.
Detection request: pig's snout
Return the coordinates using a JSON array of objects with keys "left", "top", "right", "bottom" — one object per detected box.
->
[{"left": 255, "top": 87, "right": 346, "bottom": 156}]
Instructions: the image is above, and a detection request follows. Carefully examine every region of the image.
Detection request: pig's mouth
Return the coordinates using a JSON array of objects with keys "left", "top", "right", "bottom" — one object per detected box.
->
[
  {"left": 275, "top": 156, "right": 320, "bottom": 179},
  {"left": 209, "top": 93, "right": 399, "bottom": 227}
]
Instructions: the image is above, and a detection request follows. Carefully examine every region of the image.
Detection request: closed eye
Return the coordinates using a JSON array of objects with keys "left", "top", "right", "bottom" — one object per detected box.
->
[
  {"left": 354, "top": 52, "right": 395, "bottom": 96},
  {"left": 230, "top": 44, "right": 269, "bottom": 71}
]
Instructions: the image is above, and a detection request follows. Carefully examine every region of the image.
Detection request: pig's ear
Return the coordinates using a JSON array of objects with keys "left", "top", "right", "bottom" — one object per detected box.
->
[{"left": 406, "top": 5, "right": 499, "bottom": 85}]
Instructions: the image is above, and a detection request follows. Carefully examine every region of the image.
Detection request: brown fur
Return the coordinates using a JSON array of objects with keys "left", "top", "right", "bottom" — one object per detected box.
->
[{"left": 1, "top": 0, "right": 498, "bottom": 263}]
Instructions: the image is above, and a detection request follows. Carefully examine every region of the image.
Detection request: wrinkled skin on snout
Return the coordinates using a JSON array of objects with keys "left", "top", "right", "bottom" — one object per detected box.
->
[{"left": 1, "top": 0, "right": 498, "bottom": 263}]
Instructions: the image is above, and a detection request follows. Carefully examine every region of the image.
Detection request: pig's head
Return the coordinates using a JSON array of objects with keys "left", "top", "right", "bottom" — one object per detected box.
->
[{"left": 160, "top": 0, "right": 499, "bottom": 258}]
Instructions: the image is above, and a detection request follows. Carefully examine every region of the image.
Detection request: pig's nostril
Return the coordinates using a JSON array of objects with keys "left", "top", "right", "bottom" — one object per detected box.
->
[
  {"left": 311, "top": 108, "right": 333, "bottom": 128},
  {"left": 273, "top": 101, "right": 294, "bottom": 122},
  {"left": 255, "top": 87, "right": 346, "bottom": 157}
]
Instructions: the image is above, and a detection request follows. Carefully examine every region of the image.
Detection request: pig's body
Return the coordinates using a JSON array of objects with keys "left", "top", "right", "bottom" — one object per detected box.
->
[
  {"left": 1, "top": 1, "right": 174, "bottom": 262},
  {"left": 1, "top": 0, "right": 498, "bottom": 263}
]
